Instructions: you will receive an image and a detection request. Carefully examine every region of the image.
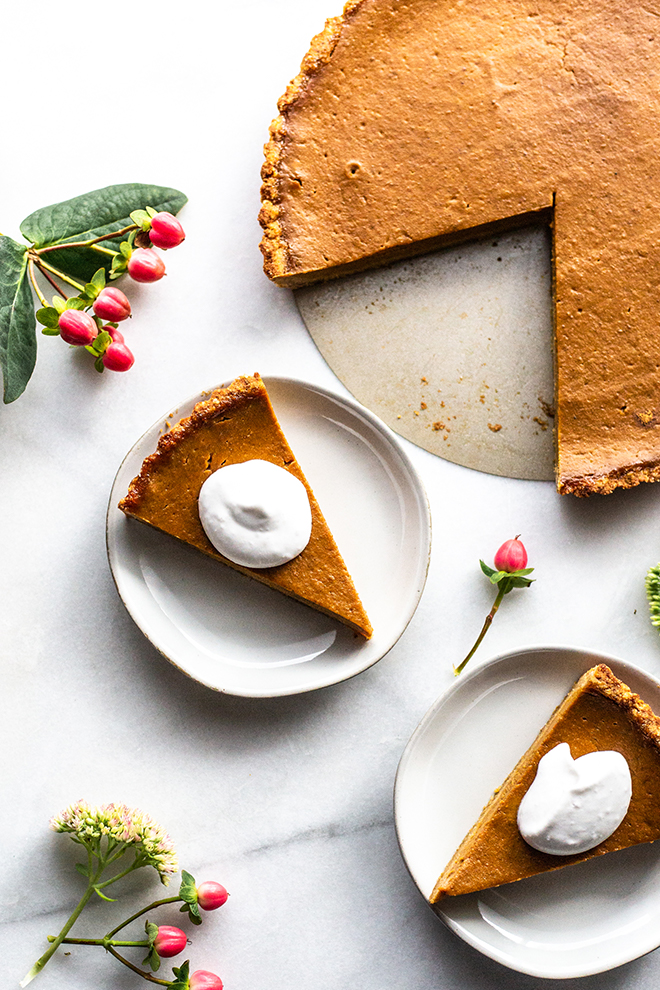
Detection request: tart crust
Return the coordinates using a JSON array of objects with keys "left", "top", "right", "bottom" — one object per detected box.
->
[
  {"left": 259, "top": 0, "right": 660, "bottom": 496},
  {"left": 431, "top": 665, "right": 660, "bottom": 901},
  {"left": 119, "top": 374, "right": 372, "bottom": 638}
]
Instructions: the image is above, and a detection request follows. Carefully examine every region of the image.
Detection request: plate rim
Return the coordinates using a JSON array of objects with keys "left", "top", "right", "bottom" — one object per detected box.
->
[
  {"left": 393, "top": 644, "right": 660, "bottom": 979},
  {"left": 106, "top": 374, "right": 432, "bottom": 698}
]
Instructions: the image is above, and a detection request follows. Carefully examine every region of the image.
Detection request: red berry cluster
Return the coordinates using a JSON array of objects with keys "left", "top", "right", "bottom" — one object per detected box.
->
[{"left": 36, "top": 209, "right": 185, "bottom": 374}]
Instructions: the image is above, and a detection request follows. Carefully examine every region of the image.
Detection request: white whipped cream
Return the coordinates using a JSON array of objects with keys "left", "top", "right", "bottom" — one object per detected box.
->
[
  {"left": 198, "top": 459, "right": 312, "bottom": 568},
  {"left": 517, "top": 742, "right": 631, "bottom": 856}
]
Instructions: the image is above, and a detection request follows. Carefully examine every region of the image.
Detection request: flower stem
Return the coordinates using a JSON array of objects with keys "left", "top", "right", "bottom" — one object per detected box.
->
[
  {"left": 48, "top": 936, "right": 150, "bottom": 948},
  {"left": 27, "top": 259, "right": 48, "bottom": 307},
  {"left": 20, "top": 866, "right": 103, "bottom": 986},
  {"left": 34, "top": 256, "right": 84, "bottom": 292},
  {"left": 107, "top": 946, "right": 171, "bottom": 986},
  {"left": 35, "top": 261, "right": 68, "bottom": 299},
  {"left": 105, "top": 895, "right": 182, "bottom": 939},
  {"left": 35, "top": 224, "right": 137, "bottom": 256},
  {"left": 454, "top": 580, "right": 510, "bottom": 676}
]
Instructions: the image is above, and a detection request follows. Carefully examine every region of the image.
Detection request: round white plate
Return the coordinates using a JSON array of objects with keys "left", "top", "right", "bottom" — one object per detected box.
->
[
  {"left": 107, "top": 376, "right": 431, "bottom": 698},
  {"left": 394, "top": 647, "right": 660, "bottom": 979}
]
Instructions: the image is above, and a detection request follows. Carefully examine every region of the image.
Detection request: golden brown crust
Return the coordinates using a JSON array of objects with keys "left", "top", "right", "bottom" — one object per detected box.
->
[
  {"left": 430, "top": 664, "right": 660, "bottom": 902},
  {"left": 559, "top": 461, "right": 660, "bottom": 497},
  {"left": 119, "top": 375, "right": 265, "bottom": 514},
  {"left": 259, "top": 0, "right": 364, "bottom": 281},
  {"left": 119, "top": 374, "right": 373, "bottom": 639}
]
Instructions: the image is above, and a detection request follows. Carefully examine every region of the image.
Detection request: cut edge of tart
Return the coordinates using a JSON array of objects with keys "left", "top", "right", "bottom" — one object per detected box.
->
[
  {"left": 119, "top": 374, "right": 373, "bottom": 639},
  {"left": 430, "top": 664, "right": 660, "bottom": 901}
]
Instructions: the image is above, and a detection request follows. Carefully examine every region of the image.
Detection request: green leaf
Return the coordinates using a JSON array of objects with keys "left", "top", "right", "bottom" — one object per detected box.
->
[
  {"left": 41, "top": 327, "right": 60, "bottom": 336},
  {"left": 0, "top": 236, "right": 36, "bottom": 403},
  {"left": 36, "top": 306, "right": 60, "bottom": 328},
  {"left": 489, "top": 570, "right": 507, "bottom": 585},
  {"left": 179, "top": 870, "right": 197, "bottom": 903},
  {"left": 507, "top": 576, "right": 534, "bottom": 589},
  {"left": 74, "top": 863, "right": 89, "bottom": 878},
  {"left": 146, "top": 206, "right": 158, "bottom": 218},
  {"left": 52, "top": 296, "right": 66, "bottom": 314},
  {"left": 479, "top": 560, "right": 496, "bottom": 578},
  {"left": 20, "top": 183, "right": 187, "bottom": 282},
  {"left": 92, "top": 886, "right": 116, "bottom": 902},
  {"left": 145, "top": 920, "right": 159, "bottom": 946},
  {"left": 64, "top": 296, "right": 87, "bottom": 310},
  {"left": 143, "top": 946, "right": 161, "bottom": 972},
  {"left": 130, "top": 209, "right": 151, "bottom": 229}
]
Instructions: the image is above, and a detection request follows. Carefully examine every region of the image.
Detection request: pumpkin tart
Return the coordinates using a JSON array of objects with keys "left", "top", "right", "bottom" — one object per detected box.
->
[
  {"left": 431, "top": 664, "right": 660, "bottom": 900},
  {"left": 260, "top": 0, "right": 660, "bottom": 496},
  {"left": 119, "top": 375, "right": 372, "bottom": 638}
]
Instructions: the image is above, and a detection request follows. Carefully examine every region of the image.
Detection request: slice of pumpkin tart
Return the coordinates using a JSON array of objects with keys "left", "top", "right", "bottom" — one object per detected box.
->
[
  {"left": 119, "top": 374, "right": 372, "bottom": 638},
  {"left": 431, "top": 664, "right": 660, "bottom": 901}
]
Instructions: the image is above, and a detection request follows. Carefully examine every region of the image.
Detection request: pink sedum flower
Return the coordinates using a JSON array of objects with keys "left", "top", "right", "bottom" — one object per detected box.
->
[
  {"left": 128, "top": 248, "right": 166, "bottom": 283},
  {"left": 149, "top": 212, "right": 186, "bottom": 249},
  {"left": 196, "top": 881, "right": 228, "bottom": 911},
  {"left": 190, "top": 971, "right": 224, "bottom": 990},
  {"left": 93, "top": 286, "right": 131, "bottom": 322},
  {"left": 154, "top": 926, "right": 187, "bottom": 958}
]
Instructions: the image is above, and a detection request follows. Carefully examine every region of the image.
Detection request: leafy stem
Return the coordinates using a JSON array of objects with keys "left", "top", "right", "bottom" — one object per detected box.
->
[
  {"left": 107, "top": 946, "right": 172, "bottom": 986},
  {"left": 35, "top": 223, "right": 137, "bottom": 256},
  {"left": 27, "top": 259, "right": 47, "bottom": 307},
  {"left": 30, "top": 253, "right": 84, "bottom": 292},
  {"left": 20, "top": 856, "right": 106, "bottom": 986}
]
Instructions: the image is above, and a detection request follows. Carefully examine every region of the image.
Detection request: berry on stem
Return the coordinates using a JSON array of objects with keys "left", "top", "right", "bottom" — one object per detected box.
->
[
  {"left": 494, "top": 536, "right": 528, "bottom": 573},
  {"left": 128, "top": 248, "right": 166, "bottom": 283},
  {"left": 58, "top": 310, "right": 97, "bottom": 346},
  {"left": 190, "top": 970, "right": 224, "bottom": 990},
  {"left": 196, "top": 882, "right": 228, "bottom": 911},
  {"left": 149, "top": 212, "right": 186, "bottom": 249},
  {"left": 454, "top": 538, "right": 534, "bottom": 676},
  {"left": 93, "top": 286, "right": 131, "bottom": 322},
  {"left": 102, "top": 341, "right": 134, "bottom": 372},
  {"left": 153, "top": 926, "right": 187, "bottom": 958}
]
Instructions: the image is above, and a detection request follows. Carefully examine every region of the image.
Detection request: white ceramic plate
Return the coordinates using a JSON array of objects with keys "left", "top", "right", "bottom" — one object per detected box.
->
[
  {"left": 107, "top": 376, "right": 431, "bottom": 698},
  {"left": 394, "top": 647, "right": 660, "bottom": 979}
]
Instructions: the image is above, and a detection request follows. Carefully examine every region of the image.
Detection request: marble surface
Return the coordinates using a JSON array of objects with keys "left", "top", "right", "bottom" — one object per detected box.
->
[{"left": 3, "top": 1, "right": 660, "bottom": 988}]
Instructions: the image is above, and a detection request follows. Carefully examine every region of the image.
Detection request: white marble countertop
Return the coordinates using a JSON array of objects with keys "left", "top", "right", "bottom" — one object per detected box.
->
[{"left": 3, "top": 1, "right": 660, "bottom": 988}]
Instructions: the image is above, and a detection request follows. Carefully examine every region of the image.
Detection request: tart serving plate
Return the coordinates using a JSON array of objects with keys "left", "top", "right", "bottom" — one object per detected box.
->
[
  {"left": 107, "top": 376, "right": 431, "bottom": 698},
  {"left": 394, "top": 647, "right": 660, "bottom": 979}
]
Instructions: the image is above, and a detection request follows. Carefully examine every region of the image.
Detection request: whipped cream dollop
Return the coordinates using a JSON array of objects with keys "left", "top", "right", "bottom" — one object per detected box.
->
[
  {"left": 517, "top": 742, "right": 632, "bottom": 856},
  {"left": 198, "top": 459, "right": 312, "bottom": 568}
]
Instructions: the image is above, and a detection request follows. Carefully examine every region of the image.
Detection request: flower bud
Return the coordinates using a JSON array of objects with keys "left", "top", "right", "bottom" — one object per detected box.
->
[
  {"left": 93, "top": 286, "right": 131, "bottom": 322},
  {"left": 190, "top": 971, "right": 224, "bottom": 990},
  {"left": 102, "top": 341, "right": 134, "bottom": 372},
  {"left": 58, "top": 309, "right": 97, "bottom": 346},
  {"left": 149, "top": 212, "right": 186, "bottom": 249},
  {"left": 153, "top": 925, "right": 187, "bottom": 958},
  {"left": 494, "top": 537, "right": 528, "bottom": 573},
  {"left": 128, "top": 248, "right": 166, "bottom": 283},
  {"left": 196, "top": 881, "right": 228, "bottom": 911}
]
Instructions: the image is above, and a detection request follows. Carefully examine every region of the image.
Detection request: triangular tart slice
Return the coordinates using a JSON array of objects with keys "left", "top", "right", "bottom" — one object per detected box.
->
[
  {"left": 431, "top": 664, "right": 660, "bottom": 900},
  {"left": 119, "top": 374, "right": 372, "bottom": 638}
]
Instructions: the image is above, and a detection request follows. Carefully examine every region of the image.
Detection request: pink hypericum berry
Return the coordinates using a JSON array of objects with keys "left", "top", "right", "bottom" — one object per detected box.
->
[
  {"left": 153, "top": 926, "right": 187, "bottom": 958},
  {"left": 190, "top": 971, "right": 224, "bottom": 990},
  {"left": 197, "top": 881, "right": 229, "bottom": 911},
  {"left": 104, "top": 325, "right": 124, "bottom": 343},
  {"left": 93, "top": 286, "right": 131, "bottom": 322},
  {"left": 127, "top": 248, "right": 166, "bottom": 283},
  {"left": 58, "top": 309, "right": 97, "bottom": 346},
  {"left": 494, "top": 537, "right": 528, "bottom": 573},
  {"left": 102, "top": 341, "right": 134, "bottom": 372},
  {"left": 149, "top": 212, "right": 186, "bottom": 249}
]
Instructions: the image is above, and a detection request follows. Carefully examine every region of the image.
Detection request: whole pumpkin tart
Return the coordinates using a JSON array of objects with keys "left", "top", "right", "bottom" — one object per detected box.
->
[{"left": 260, "top": 0, "right": 660, "bottom": 496}]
